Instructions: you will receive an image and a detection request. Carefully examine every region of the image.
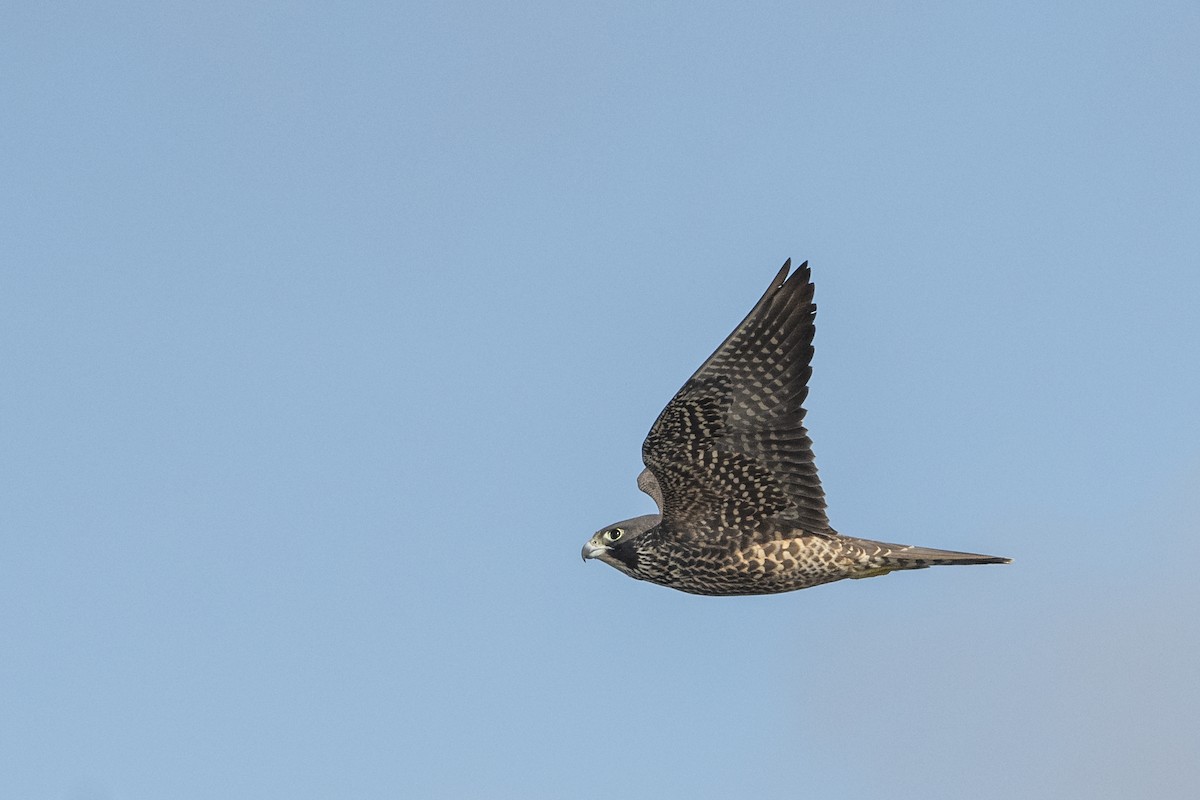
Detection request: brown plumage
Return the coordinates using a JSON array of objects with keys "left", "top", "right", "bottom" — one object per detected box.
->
[{"left": 582, "top": 260, "right": 1009, "bottom": 595}]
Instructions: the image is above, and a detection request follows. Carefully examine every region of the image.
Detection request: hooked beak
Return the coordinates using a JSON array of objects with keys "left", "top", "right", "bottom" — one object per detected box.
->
[{"left": 581, "top": 541, "right": 607, "bottom": 562}]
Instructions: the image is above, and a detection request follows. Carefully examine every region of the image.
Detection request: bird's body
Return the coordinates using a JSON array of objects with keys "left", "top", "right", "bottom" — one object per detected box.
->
[
  {"left": 592, "top": 514, "right": 1006, "bottom": 596},
  {"left": 582, "top": 260, "right": 1009, "bottom": 595}
]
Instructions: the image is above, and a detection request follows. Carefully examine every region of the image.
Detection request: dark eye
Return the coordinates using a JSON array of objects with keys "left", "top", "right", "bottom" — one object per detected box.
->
[{"left": 605, "top": 528, "right": 624, "bottom": 542}]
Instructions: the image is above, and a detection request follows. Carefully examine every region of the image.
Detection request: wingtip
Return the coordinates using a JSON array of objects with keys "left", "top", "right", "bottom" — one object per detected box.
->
[{"left": 772, "top": 257, "right": 813, "bottom": 289}]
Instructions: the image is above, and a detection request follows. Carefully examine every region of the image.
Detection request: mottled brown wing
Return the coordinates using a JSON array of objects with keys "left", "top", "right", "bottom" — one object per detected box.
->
[{"left": 641, "top": 260, "right": 830, "bottom": 540}]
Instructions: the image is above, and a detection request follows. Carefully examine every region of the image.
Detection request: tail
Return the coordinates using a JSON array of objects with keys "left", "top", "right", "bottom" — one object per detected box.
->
[{"left": 845, "top": 538, "right": 1011, "bottom": 579}]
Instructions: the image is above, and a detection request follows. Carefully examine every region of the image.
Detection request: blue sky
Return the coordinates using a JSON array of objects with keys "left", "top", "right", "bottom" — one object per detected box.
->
[{"left": 3, "top": 2, "right": 1199, "bottom": 798}]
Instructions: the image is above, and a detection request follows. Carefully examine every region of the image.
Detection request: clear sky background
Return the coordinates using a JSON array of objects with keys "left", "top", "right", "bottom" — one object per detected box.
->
[{"left": 3, "top": 2, "right": 1199, "bottom": 799}]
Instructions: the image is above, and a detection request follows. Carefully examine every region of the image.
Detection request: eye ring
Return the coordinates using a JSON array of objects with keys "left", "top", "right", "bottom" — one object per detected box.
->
[{"left": 605, "top": 527, "right": 624, "bottom": 543}]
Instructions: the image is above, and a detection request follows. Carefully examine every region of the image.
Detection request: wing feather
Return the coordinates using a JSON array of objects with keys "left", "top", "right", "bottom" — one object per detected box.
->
[{"left": 641, "top": 260, "right": 830, "bottom": 539}]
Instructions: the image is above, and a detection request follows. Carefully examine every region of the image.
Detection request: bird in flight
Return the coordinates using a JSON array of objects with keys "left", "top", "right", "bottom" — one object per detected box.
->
[{"left": 582, "top": 260, "right": 1009, "bottom": 595}]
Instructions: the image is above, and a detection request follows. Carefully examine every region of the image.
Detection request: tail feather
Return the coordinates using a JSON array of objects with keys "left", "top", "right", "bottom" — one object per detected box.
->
[
  {"left": 885, "top": 543, "right": 1011, "bottom": 567},
  {"left": 846, "top": 537, "right": 1011, "bottom": 578}
]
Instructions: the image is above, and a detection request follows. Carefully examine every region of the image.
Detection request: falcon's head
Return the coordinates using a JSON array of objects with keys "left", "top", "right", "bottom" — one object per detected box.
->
[{"left": 581, "top": 514, "right": 660, "bottom": 576}]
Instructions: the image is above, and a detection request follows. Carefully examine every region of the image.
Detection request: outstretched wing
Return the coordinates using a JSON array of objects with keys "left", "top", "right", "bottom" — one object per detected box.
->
[{"left": 641, "top": 260, "right": 830, "bottom": 539}]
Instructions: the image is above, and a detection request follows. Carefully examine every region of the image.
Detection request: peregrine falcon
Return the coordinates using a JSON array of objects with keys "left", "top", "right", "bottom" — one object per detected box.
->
[{"left": 582, "top": 260, "right": 1009, "bottom": 595}]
